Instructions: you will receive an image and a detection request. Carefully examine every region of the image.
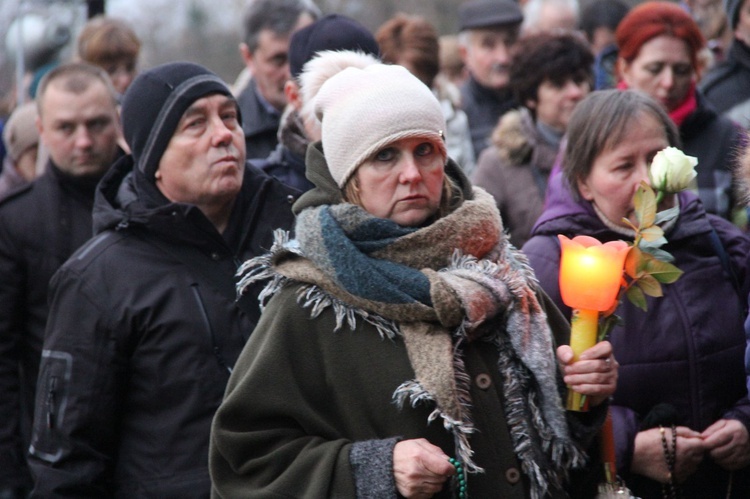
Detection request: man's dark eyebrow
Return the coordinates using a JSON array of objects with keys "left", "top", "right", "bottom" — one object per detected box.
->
[{"left": 182, "top": 96, "right": 236, "bottom": 119}]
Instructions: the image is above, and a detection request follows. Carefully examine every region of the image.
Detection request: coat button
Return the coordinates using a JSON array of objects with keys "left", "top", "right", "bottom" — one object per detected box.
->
[
  {"left": 211, "top": 252, "right": 221, "bottom": 261},
  {"left": 505, "top": 467, "right": 520, "bottom": 484},
  {"left": 475, "top": 373, "right": 491, "bottom": 390},
  {"left": 287, "top": 194, "right": 295, "bottom": 204}
]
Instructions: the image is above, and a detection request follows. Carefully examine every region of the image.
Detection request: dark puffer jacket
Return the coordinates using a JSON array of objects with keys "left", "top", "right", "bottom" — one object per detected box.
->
[
  {"left": 523, "top": 181, "right": 750, "bottom": 498},
  {"left": 27, "top": 156, "right": 298, "bottom": 497}
]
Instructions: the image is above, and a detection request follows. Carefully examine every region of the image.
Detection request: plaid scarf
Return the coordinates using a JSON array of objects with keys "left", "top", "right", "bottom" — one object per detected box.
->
[{"left": 239, "top": 185, "right": 585, "bottom": 499}]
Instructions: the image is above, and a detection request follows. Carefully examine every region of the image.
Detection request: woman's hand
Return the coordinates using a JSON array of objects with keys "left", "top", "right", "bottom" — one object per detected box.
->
[
  {"left": 393, "top": 438, "right": 455, "bottom": 498},
  {"left": 701, "top": 419, "right": 750, "bottom": 470},
  {"left": 557, "top": 340, "right": 617, "bottom": 406},
  {"left": 631, "top": 427, "right": 705, "bottom": 483}
]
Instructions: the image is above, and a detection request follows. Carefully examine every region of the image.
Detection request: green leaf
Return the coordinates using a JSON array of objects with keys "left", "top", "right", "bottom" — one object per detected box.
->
[
  {"left": 639, "top": 226, "right": 666, "bottom": 245},
  {"left": 640, "top": 247, "right": 676, "bottom": 263},
  {"left": 633, "top": 182, "right": 656, "bottom": 228},
  {"left": 644, "top": 259, "right": 684, "bottom": 284},
  {"left": 626, "top": 285, "right": 648, "bottom": 311},
  {"left": 655, "top": 205, "right": 680, "bottom": 225},
  {"left": 636, "top": 274, "right": 663, "bottom": 297}
]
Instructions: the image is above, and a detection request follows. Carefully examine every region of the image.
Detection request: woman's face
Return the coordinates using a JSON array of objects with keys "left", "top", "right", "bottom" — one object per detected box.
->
[
  {"left": 619, "top": 35, "right": 695, "bottom": 112},
  {"left": 353, "top": 137, "right": 445, "bottom": 227},
  {"left": 530, "top": 77, "right": 591, "bottom": 132},
  {"left": 577, "top": 112, "right": 670, "bottom": 227}
]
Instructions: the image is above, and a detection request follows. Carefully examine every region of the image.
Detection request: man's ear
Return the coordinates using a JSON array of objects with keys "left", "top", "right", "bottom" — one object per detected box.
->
[
  {"left": 239, "top": 43, "right": 254, "bottom": 70},
  {"left": 459, "top": 42, "right": 469, "bottom": 63},
  {"left": 284, "top": 80, "right": 302, "bottom": 111}
]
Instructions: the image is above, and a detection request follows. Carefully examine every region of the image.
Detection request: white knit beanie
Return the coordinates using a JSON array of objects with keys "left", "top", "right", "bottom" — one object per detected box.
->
[{"left": 314, "top": 64, "right": 446, "bottom": 187}]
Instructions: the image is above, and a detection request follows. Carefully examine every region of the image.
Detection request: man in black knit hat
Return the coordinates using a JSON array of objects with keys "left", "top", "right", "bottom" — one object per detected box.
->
[{"left": 27, "top": 61, "right": 298, "bottom": 497}]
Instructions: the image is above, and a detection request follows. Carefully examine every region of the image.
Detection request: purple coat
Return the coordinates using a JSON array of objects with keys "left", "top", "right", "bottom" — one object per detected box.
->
[{"left": 523, "top": 178, "right": 750, "bottom": 498}]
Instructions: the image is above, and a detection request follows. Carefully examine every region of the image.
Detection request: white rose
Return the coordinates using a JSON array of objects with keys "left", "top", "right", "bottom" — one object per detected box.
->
[{"left": 649, "top": 147, "right": 698, "bottom": 194}]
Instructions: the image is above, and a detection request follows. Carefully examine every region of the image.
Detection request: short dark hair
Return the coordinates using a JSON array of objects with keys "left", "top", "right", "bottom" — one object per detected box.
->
[
  {"left": 580, "top": 0, "right": 630, "bottom": 43},
  {"left": 36, "top": 62, "right": 117, "bottom": 116},
  {"left": 242, "top": 0, "right": 321, "bottom": 52},
  {"left": 563, "top": 89, "right": 680, "bottom": 197},
  {"left": 509, "top": 31, "right": 593, "bottom": 108}
]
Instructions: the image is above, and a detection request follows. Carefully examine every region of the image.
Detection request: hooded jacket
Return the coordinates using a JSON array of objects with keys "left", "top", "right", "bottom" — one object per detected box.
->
[
  {"left": 472, "top": 108, "right": 559, "bottom": 248},
  {"left": 27, "top": 155, "right": 297, "bottom": 497},
  {"left": 523, "top": 180, "right": 750, "bottom": 498}
]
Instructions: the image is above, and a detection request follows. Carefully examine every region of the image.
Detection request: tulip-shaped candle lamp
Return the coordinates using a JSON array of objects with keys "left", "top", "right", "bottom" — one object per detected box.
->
[{"left": 558, "top": 235, "right": 629, "bottom": 411}]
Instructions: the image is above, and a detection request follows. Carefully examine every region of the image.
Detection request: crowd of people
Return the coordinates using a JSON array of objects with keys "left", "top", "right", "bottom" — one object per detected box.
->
[{"left": 1, "top": 0, "right": 750, "bottom": 497}]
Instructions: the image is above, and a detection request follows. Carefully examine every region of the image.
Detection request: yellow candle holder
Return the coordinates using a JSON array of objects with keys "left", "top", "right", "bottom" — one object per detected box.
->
[{"left": 558, "top": 235, "right": 629, "bottom": 411}]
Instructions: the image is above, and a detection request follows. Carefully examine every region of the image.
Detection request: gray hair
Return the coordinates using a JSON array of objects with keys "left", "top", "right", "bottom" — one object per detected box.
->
[
  {"left": 522, "top": 0, "right": 580, "bottom": 32},
  {"left": 241, "top": 0, "right": 321, "bottom": 52}
]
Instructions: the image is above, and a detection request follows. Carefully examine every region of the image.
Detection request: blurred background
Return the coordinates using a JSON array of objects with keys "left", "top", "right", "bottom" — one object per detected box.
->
[{"left": 0, "top": 0, "right": 476, "bottom": 111}]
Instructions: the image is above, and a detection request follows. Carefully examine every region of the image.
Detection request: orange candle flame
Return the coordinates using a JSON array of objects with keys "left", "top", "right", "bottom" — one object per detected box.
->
[{"left": 558, "top": 235, "right": 630, "bottom": 311}]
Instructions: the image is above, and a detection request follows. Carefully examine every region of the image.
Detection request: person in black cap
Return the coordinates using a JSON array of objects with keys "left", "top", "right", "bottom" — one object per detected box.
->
[
  {"left": 27, "top": 61, "right": 298, "bottom": 497},
  {"left": 237, "top": 0, "right": 321, "bottom": 161},
  {"left": 458, "top": 0, "right": 524, "bottom": 156},
  {"left": 250, "top": 13, "right": 381, "bottom": 192}
]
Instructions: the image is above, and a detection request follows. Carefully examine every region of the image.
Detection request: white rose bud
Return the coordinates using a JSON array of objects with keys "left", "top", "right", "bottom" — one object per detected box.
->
[{"left": 649, "top": 147, "right": 698, "bottom": 194}]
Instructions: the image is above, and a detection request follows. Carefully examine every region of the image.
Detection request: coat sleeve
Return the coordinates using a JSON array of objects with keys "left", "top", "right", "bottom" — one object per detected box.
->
[
  {"left": 209, "top": 285, "right": 362, "bottom": 498},
  {"left": 710, "top": 216, "right": 750, "bottom": 431},
  {"left": 27, "top": 265, "right": 126, "bottom": 497},
  {"left": 0, "top": 217, "right": 29, "bottom": 492}
]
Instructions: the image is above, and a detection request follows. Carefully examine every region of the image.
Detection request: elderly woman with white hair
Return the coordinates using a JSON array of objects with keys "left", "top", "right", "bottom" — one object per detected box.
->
[{"left": 209, "top": 63, "right": 616, "bottom": 498}]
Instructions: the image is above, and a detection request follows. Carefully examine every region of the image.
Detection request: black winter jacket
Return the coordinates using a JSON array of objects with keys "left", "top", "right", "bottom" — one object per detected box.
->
[
  {"left": 460, "top": 75, "right": 517, "bottom": 158},
  {"left": 27, "top": 156, "right": 298, "bottom": 497},
  {"left": 679, "top": 91, "right": 744, "bottom": 221},
  {"left": 0, "top": 163, "right": 101, "bottom": 494},
  {"left": 237, "top": 80, "right": 281, "bottom": 161}
]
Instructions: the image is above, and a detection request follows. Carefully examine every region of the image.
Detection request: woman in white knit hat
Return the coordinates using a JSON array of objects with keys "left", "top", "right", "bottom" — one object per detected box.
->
[{"left": 210, "top": 63, "right": 617, "bottom": 498}]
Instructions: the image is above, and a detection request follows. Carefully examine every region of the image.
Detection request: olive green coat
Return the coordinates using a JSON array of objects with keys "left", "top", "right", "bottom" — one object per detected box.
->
[{"left": 209, "top": 282, "right": 603, "bottom": 498}]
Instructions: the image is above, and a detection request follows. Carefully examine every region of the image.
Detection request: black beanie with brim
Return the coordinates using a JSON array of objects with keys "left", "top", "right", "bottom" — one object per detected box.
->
[{"left": 121, "top": 62, "right": 236, "bottom": 180}]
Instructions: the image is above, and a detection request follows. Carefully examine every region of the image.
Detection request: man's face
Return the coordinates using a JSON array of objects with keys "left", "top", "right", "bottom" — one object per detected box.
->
[
  {"left": 461, "top": 24, "right": 520, "bottom": 91},
  {"left": 37, "top": 80, "right": 120, "bottom": 177},
  {"left": 156, "top": 94, "right": 245, "bottom": 212},
  {"left": 242, "top": 14, "right": 314, "bottom": 111}
]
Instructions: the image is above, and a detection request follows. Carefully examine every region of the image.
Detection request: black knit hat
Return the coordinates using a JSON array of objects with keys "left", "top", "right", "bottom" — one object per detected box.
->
[
  {"left": 288, "top": 14, "right": 380, "bottom": 80},
  {"left": 121, "top": 61, "right": 236, "bottom": 180}
]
